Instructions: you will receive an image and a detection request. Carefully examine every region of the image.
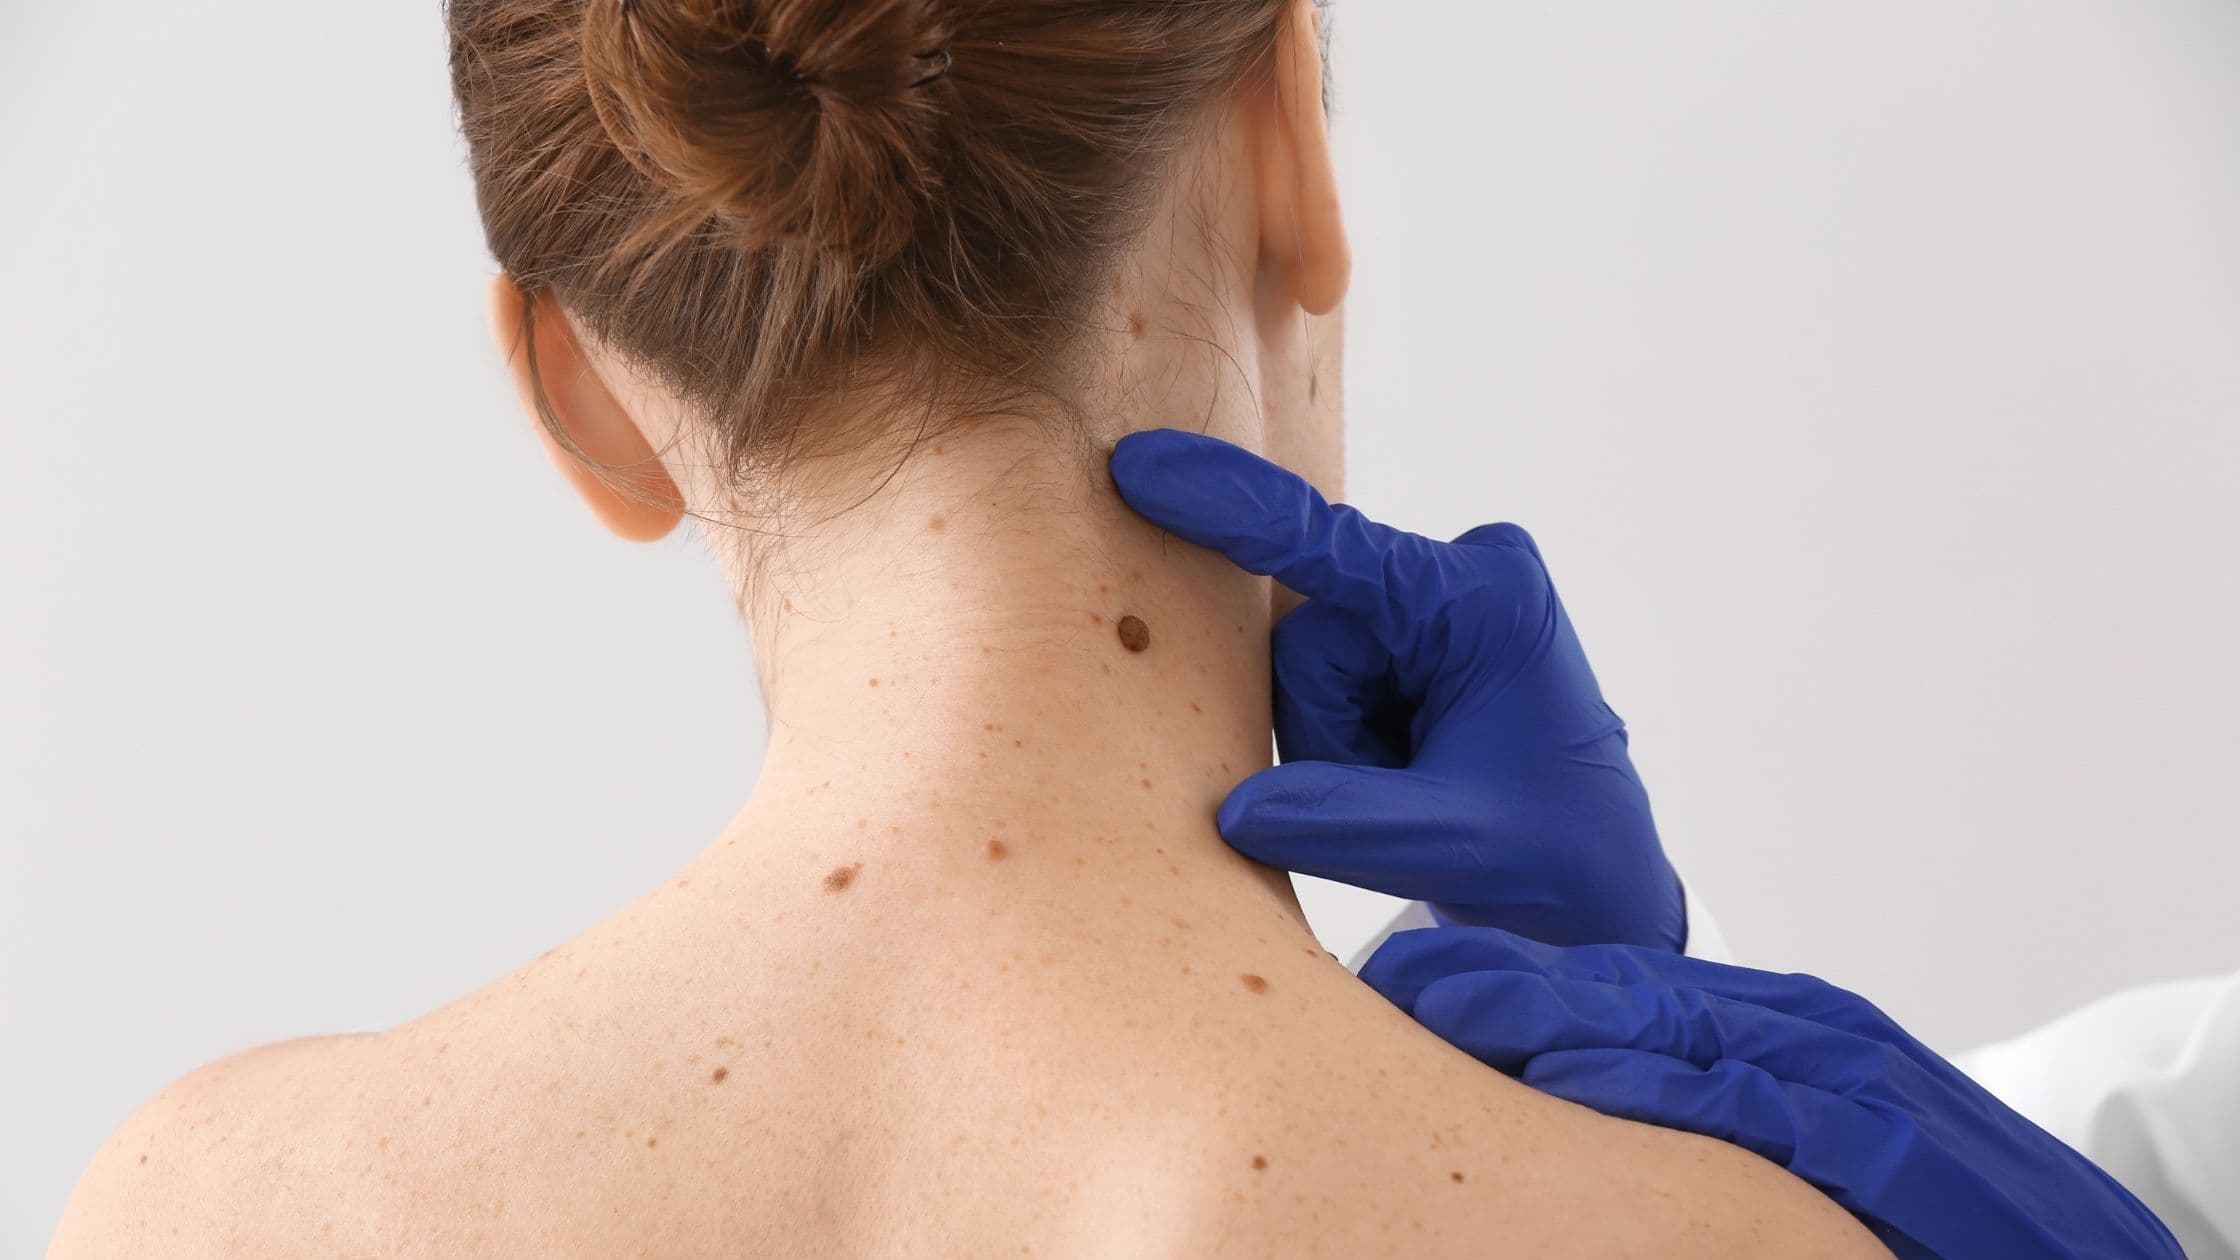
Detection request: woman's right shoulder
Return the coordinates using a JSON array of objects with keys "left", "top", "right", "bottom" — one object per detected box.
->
[{"left": 1230, "top": 982, "right": 1893, "bottom": 1259}]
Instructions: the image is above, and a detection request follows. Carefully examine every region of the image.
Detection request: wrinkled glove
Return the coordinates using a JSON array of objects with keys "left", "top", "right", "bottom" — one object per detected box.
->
[
  {"left": 1110, "top": 428, "right": 1683, "bottom": 950},
  {"left": 1363, "top": 925, "right": 2186, "bottom": 1260}
]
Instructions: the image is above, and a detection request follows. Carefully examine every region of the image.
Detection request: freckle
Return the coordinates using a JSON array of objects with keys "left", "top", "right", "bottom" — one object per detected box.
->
[
  {"left": 1013, "top": 738, "right": 1023, "bottom": 748},
  {"left": 1089, "top": 612, "right": 1103, "bottom": 625},
  {"left": 1451, "top": 1172, "right": 1465, "bottom": 1183},
  {"left": 928, "top": 514, "right": 946, "bottom": 531},
  {"left": 421, "top": 1095, "right": 432, "bottom": 1108},
  {"left": 1127, "top": 310, "right": 1147, "bottom": 340},
  {"left": 1117, "top": 615, "right": 1151, "bottom": 652},
  {"left": 647, "top": 1137, "right": 657, "bottom": 1148},
  {"left": 1220, "top": 760, "right": 1231, "bottom": 772},
  {"left": 1168, "top": 863, "right": 1180, "bottom": 876},
  {"left": 986, "top": 840, "right": 1009, "bottom": 861},
  {"left": 782, "top": 597, "right": 794, "bottom": 613},
  {"left": 933, "top": 443, "right": 947, "bottom": 455},
  {"left": 1310, "top": 373, "right": 1320, "bottom": 402},
  {"left": 1098, "top": 583, "right": 1110, "bottom": 594},
  {"left": 1240, "top": 973, "right": 1270, "bottom": 994},
  {"left": 1190, "top": 701, "right": 1202, "bottom": 713},
  {"left": 868, "top": 678, "right": 880, "bottom": 688},
  {"left": 1234, "top": 623, "right": 1245, "bottom": 634},
  {"left": 1140, "top": 778, "right": 1153, "bottom": 790},
  {"left": 711, "top": 1067, "right": 729, "bottom": 1083},
  {"left": 1252, "top": 1155, "right": 1268, "bottom": 1170},
  {"left": 1173, "top": 917, "right": 1192, "bottom": 930},
  {"left": 824, "top": 863, "right": 863, "bottom": 892},
  {"left": 138, "top": 1154, "right": 148, "bottom": 1165}
]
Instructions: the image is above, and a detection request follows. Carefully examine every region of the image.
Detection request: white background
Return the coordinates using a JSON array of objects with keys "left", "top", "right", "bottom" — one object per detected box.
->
[{"left": 4, "top": 1, "right": 2236, "bottom": 1252}]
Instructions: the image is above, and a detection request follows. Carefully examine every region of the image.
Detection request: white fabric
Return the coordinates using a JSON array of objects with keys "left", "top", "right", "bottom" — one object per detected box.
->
[{"left": 1955, "top": 972, "right": 2240, "bottom": 1260}]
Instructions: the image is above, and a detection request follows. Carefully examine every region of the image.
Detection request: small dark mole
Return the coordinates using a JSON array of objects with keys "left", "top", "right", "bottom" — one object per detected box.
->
[
  {"left": 1117, "top": 615, "right": 1151, "bottom": 652},
  {"left": 1252, "top": 1155, "right": 1268, "bottom": 1171},
  {"left": 824, "top": 863, "right": 863, "bottom": 892},
  {"left": 1240, "top": 973, "right": 1270, "bottom": 994},
  {"left": 711, "top": 1066, "right": 729, "bottom": 1084},
  {"left": 1451, "top": 1171, "right": 1466, "bottom": 1183},
  {"left": 986, "top": 840, "right": 1010, "bottom": 862}
]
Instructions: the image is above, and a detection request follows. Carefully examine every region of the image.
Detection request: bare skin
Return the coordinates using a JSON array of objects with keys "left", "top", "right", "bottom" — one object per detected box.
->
[{"left": 48, "top": 4, "right": 1889, "bottom": 1255}]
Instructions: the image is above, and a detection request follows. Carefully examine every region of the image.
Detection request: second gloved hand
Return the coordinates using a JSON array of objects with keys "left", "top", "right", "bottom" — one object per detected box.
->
[
  {"left": 1110, "top": 428, "right": 1684, "bottom": 950},
  {"left": 1361, "top": 926, "right": 2186, "bottom": 1260}
]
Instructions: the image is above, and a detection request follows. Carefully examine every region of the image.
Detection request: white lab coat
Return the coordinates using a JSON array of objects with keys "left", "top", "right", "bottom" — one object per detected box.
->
[{"left": 1349, "top": 900, "right": 2237, "bottom": 1257}]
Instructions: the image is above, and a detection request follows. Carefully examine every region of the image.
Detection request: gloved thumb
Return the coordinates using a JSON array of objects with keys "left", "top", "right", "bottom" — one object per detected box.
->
[{"left": 1215, "top": 760, "right": 1486, "bottom": 902}]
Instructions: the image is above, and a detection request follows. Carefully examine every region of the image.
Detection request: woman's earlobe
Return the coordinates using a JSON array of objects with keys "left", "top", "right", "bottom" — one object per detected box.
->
[{"left": 486, "top": 273, "right": 685, "bottom": 543}]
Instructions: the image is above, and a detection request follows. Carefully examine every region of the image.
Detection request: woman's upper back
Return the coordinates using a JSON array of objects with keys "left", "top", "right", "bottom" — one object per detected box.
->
[{"left": 51, "top": 838, "right": 1886, "bottom": 1259}]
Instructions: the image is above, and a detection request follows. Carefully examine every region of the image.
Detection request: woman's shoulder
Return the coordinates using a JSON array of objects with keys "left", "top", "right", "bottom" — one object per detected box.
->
[
  {"left": 1185, "top": 970, "right": 1892, "bottom": 1259},
  {"left": 45, "top": 1031, "right": 386, "bottom": 1260}
]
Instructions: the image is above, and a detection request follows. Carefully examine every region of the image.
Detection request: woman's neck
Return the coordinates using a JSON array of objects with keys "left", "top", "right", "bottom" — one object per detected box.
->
[{"left": 690, "top": 419, "right": 1308, "bottom": 934}]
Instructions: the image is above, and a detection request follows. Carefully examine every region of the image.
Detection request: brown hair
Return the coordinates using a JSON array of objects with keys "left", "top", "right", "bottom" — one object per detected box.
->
[{"left": 447, "top": 0, "right": 1294, "bottom": 493}]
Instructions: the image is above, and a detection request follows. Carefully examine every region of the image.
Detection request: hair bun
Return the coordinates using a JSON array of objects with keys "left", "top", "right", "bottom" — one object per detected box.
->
[{"left": 582, "top": 0, "right": 953, "bottom": 266}]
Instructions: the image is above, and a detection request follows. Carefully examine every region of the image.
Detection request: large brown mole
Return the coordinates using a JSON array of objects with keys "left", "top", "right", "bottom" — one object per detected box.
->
[{"left": 1116, "top": 615, "right": 1151, "bottom": 653}]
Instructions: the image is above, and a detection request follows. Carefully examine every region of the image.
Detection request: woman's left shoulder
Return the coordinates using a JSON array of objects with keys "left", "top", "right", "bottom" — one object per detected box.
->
[{"left": 44, "top": 1031, "right": 383, "bottom": 1260}]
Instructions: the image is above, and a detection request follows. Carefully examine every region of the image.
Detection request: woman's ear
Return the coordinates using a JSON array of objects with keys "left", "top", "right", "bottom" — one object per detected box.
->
[
  {"left": 485, "top": 273, "right": 685, "bottom": 543},
  {"left": 1254, "top": 0, "right": 1351, "bottom": 317}
]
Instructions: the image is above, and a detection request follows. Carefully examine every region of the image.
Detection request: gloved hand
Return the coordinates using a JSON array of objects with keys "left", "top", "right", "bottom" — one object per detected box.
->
[
  {"left": 1362, "top": 925, "right": 2186, "bottom": 1260},
  {"left": 1110, "top": 428, "right": 1684, "bottom": 950}
]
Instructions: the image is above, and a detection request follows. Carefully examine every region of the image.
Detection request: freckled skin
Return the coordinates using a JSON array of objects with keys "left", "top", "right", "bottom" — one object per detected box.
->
[
  {"left": 986, "top": 840, "right": 1010, "bottom": 862},
  {"left": 823, "top": 864, "right": 863, "bottom": 892},
  {"left": 1240, "top": 974, "right": 1269, "bottom": 995},
  {"left": 1117, "top": 615, "right": 1150, "bottom": 652}
]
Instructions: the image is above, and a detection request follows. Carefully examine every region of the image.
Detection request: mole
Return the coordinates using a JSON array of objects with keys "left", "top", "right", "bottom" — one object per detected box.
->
[
  {"left": 823, "top": 863, "right": 863, "bottom": 892},
  {"left": 1240, "top": 973, "right": 1270, "bottom": 995},
  {"left": 986, "top": 839, "right": 1010, "bottom": 862},
  {"left": 710, "top": 1066, "right": 729, "bottom": 1084},
  {"left": 1450, "top": 1171, "right": 1466, "bottom": 1184},
  {"left": 1251, "top": 1155, "right": 1268, "bottom": 1171},
  {"left": 1117, "top": 615, "right": 1151, "bottom": 653}
]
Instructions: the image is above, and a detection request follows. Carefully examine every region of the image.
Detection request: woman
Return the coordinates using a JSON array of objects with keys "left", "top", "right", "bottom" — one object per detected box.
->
[{"left": 47, "top": 0, "right": 1886, "bottom": 1254}]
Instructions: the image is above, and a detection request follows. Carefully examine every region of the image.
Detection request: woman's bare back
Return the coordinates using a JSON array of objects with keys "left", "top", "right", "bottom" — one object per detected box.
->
[{"left": 53, "top": 817, "right": 1885, "bottom": 1259}]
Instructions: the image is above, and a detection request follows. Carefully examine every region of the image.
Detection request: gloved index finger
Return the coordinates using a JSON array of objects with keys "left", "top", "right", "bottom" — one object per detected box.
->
[{"left": 1110, "top": 428, "right": 1454, "bottom": 649}]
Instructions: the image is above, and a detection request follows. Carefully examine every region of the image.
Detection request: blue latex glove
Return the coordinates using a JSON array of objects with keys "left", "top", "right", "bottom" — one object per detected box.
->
[
  {"left": 1110, "top": 428, "right": 1684, "bottom": 950},
  {"left": 1362, "top": 926, "right": 2186, "bottom": 1259}
]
